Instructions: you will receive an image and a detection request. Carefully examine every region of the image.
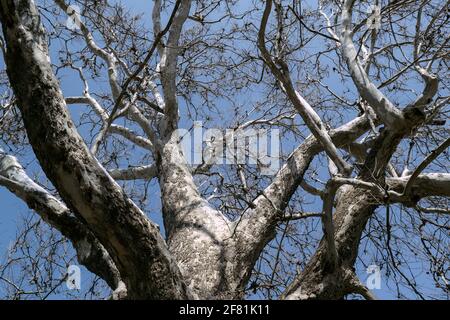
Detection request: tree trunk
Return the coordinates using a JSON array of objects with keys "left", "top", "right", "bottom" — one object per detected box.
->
[{"left": 0, "top": 0, "right": 190, "bottom": 299}]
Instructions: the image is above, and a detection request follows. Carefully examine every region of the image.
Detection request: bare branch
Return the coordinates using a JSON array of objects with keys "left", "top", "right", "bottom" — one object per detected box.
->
[
  {"left": 403, "top": 137, "right": 450, "bottom": 196},
  {"left": 109, "top": 164, "right": 157, "bottom": 181},
  {"left": 340, "top": 0, "right": 404, "bottom": 128},
  {"left": 0, "top": 149, "right": 123, "bottom": 295},
  {"left": 258, "top": 0, "right": 352, "bottom": 175},
  {"left": 0, "top": 0, "right": 190, "bottom": 299}
]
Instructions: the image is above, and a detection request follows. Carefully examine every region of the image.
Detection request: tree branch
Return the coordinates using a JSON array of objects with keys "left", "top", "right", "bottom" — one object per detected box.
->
[
  {"left": 0, "top": 0, "right": 190, "bottom": 299},
  {"left": 0, "top": 149, "right": 124, "bottom": 296},
  {"left": 340, "top": 0, "right": 404, "bottom": 128},
  {"left": 403, "top": 137, "right": 450, "bottom": 196},
  {"left": 258, "top": 0, "right": 352, "bottom": 175},
  {"left": 109, "top": 164, "right": 157, "bottom": 181}
]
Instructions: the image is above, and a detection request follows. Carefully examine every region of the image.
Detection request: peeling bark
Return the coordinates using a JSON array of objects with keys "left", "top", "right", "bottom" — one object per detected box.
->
[
  {"left": 156, "top": 132, "right": 237, "bottom": 299},
  {"left": 0, "top": 149, "right": 122, "bottom": 293},
  {"left": 282, "top": 108, "right": 428, "bottom": 299},
  {"left": 0, "top": 0, "right": 190, "bottom": 299},
  {"left": 0, "top": 0, "right": 446, "bottom": 301}
]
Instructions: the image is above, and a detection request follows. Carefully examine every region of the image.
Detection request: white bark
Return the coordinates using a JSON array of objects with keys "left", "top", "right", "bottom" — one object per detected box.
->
[
  {"left": 340, "top": 0, "right": 404, "bottom": 128},
  {"left": 0, "top": 0, "right": 447, "bottom": 301},
  {"left": 0, "top": 149, "right": 124, "bottom": 295},
  {"left": 0, "top": 0, "right": 190, "bottom": 299},
  {"left": 257, "top": 0, "right": 352, "bottom": 176}
]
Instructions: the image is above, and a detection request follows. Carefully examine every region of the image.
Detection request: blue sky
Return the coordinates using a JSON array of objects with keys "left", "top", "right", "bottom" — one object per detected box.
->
[{"left": 0, "top": 0, "right": 445, "bottom": 300}]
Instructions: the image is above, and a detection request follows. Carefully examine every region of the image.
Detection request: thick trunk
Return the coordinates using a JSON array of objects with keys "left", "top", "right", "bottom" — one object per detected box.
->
[
  {"left": 282, "top": 126, "right": 417, "bottom": 299},
  {"left": 282, "top": 185, "right": 376, "bottom": 299},
  {"left": 0, "top": 0, "right": 189, "bottom": 299},
  {"left": 156, "top": 133, "right": 239, "bottom": 298},
  {"left": 232, "top": 116, "right": 371, "bottom": 295}
]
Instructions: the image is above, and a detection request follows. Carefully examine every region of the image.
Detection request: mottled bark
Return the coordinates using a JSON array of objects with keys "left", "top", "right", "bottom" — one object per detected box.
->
[
  {"left": 156, "top": 132, "right": 238, "bottom": 299},
  {"left": 282, "top": 108, "right": 428, "bottom": 299},
  {"left": 232, "top": 115, "right": 371, "bottom": 294},
  {"left": 0, "top": 0, "right": 189, "bottom": 299},
  {"left": 0, "top": 149, "right": 123, "bottom": 296},
  {"left": 0, "top": 0, "right": 446, "bottom": 301}
]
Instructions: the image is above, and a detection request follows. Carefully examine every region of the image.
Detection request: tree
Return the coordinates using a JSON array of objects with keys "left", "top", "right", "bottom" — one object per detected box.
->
[{"left": 0, "top": 0, "right": 448, "bottom": 300}]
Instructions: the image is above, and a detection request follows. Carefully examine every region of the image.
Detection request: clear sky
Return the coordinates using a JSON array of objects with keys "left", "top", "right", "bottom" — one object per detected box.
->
[{"left": 0, "top": 0, "right": 443, "bottom": 300}]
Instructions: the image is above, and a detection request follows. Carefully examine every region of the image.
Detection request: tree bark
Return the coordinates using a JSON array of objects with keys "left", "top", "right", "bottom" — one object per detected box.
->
[
  {"left": 156, "top": 132, "right": 240, "bottom": 299},
  {"left": 282, "top": 108, "right": 427, "bottom": 299},
  {"left": 0, "top": 0, "right": 190, "bottom": 299},
  {"left": 0, "top": 149, "right": 124, "bottom": 297}
]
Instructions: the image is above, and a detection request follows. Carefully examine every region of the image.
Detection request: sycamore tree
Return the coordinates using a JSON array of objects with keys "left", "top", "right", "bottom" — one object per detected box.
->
[{"left": 0, "top": 0, "right": 448, "bottom": 300}]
